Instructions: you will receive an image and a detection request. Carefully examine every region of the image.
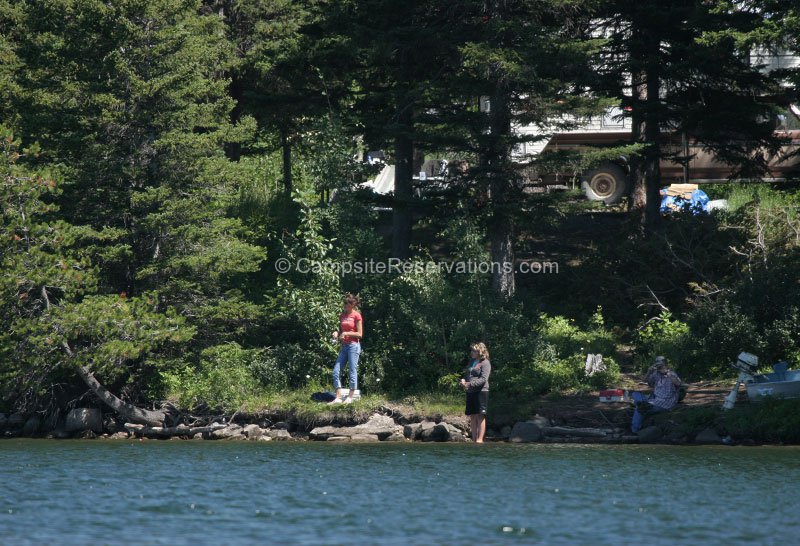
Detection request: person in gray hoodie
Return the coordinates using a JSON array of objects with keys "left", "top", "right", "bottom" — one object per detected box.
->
[{"left": 459, "top": 342, "right": 491, "bottom": 443}]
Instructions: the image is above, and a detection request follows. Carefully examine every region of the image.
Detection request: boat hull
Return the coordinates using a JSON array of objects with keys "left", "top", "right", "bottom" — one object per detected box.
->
[{"left": 745, "top": 370, "right": 800, "bottom": 400}]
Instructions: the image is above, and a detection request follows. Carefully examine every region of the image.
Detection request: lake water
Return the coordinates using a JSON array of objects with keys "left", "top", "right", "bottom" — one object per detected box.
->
[{"left": 1, "top": 440, "right": 799, "bottom": 545}]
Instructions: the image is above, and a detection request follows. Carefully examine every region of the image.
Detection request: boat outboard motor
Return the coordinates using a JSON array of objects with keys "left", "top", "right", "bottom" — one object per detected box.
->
[
  {"left": 731, "top": 352, "right": 759, "bottom": 375},
  {"left": 723, "top": 352, "right": 759, "bottom": 410}
]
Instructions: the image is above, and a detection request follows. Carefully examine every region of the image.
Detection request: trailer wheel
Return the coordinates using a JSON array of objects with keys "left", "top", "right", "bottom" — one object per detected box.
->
[{"left": 581, "top": 163, "right": 628, "bottom": 204}]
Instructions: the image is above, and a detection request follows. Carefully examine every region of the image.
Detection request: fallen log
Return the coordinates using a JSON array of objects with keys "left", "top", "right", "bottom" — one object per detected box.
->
[
  {"left": 62, "top": 341, "right": 166, "bottom": 426},
  {"left": 124, "top": 423, "right": 227, "bottom": 438},
  {"left": 542, "top": 426, "right": 609, "bottom": 438}
]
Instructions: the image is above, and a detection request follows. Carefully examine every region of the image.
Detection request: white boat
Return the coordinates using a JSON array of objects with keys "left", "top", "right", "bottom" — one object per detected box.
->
[
  {"left": 724, "top": 353, "right": 800, "bottom": 409},
  {"left": 745, "top": 363, "right": 800, "bottom": 401}
]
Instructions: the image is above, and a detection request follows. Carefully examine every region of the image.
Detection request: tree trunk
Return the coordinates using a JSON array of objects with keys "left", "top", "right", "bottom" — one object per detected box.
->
[
  {"left": 478, "top": 0, "right": 517, "bottom": 299},
  {"left": 630, "top": 65, "right": 647, "bottom": 213},
  {"left": 630, "top": 14, "right": 663, "bottom": 234},
  {"left": 489, "top": 212, "right": 515, "bottom": 298},
  {"left": 281, "top": 126, "right": 292, "bottom": 193},
  {"left": 412, "top": 146, "right": 425, "bottom": 175},
  {"left": 226, "top": 76, "right": 243, "bottom": 161},
  {"left": 392, "top": 106, "right": 414, "bottom": 260},
  {"left": 488, "top": 80, "right": 515, "bottom": 299},
  {"left": 63, "top": 342, "right": 166, "bottom": 426},
  {"left": 75, "top": 365, "right": 166, "bottom": 426},
  {"left": 642, "top": 64, "right": 663, "bottom": 234}
]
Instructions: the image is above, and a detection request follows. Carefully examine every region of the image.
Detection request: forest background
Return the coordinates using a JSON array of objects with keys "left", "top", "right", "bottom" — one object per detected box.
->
[{"left": 2, "top": 0, "right": 799, "bottom": 422}]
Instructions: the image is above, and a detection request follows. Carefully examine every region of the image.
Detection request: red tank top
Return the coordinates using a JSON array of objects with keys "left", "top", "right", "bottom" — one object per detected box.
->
[{"left": 339, "top": 311, "right": 362, "bottom": 343}]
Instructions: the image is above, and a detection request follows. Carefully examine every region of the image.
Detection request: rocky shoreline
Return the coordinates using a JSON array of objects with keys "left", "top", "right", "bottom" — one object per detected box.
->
[{"left": 0, "top": 406, "right": 739, "bottom": 445}]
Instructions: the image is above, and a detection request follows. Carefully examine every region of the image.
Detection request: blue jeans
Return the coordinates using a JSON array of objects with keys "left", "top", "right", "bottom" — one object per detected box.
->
[
  {"left": 333, "top": 342, "right": 360, "bottom": 391},
  {"left": 631, "top": 391, "right": 670, "bottom": 432}
]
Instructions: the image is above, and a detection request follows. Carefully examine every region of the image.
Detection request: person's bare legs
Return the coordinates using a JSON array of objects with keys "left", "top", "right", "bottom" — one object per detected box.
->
[
  {"left": 475, "top": 414, "right": 486, "bottom": 443},
  {"left": 469, "top": 415, "right": 479, "bottom": 442}
]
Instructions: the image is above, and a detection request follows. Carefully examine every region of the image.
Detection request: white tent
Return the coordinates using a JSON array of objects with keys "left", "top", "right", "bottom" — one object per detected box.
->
[{"left": 362, "top": 164, "right": 395, "bottom": 195}]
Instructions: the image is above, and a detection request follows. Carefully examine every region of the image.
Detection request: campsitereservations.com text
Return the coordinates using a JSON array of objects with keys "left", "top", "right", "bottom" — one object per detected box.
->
[{"left": 274, "top": 258, "right": 559, "bottom": 276}]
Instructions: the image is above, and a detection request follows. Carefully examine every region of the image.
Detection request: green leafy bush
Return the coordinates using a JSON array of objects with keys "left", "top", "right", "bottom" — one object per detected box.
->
[
  {"left": 465, "top": 306, "right": 620, "bottom": 398},
  {"left": 663, "top": 186, "right": 800, "bottom": 379},
  {"left": 437, "top": 373, "right": 464, "bottom": 396},
  {"left": 539, "top": 309, "right": 617, "bottom": 357},
  {"left": 683, "top": 301, "right": 762, "bottom": 377},
  {"left": 162, "top": 343, "right": 268, "bottom": 412},
  {"left": 636, "top": 311, "right": 691, "bottom": 372},
  {"left": 263, "top": 342, "right": 332, "bottom": 389}
]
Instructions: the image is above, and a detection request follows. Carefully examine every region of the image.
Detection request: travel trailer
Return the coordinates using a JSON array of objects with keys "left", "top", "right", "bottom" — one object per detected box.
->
[
  {"left": 515, "top": 51, "right": 800, "bottom": 204},
  {"left": 515, "top": 104, "right": 800, "bottom": 204},
  {"left": 364, "top": 53, "right": 800, "bottom": 205}
]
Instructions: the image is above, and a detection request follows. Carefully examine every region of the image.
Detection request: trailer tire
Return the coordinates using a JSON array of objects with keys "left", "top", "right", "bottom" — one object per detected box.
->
[{"left": 581, "top": 163, "right": 628, "bottom": 204}]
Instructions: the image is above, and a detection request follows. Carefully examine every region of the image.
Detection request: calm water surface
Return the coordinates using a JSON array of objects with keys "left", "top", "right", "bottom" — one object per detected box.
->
[{"left": 1, "top": 440, "right": 798, "bottom": 545}]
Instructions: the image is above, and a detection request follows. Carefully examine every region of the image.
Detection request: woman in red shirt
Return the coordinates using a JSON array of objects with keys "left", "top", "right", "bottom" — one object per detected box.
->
[{"left": 329, "top": 293, "right": 363, "bottom": 404}]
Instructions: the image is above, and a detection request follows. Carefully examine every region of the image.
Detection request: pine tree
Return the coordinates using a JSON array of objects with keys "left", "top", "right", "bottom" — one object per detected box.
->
[
  {"left": 220, "top": 0, "right": 351, "bottom": 192},
  {"left": 427, "top": 0, "right": 607, "bottom": 297},
  {"left": 0, "top": 1, "right": 22, "bottom": 129},
  {"left": 10, "top": 0, "right": 264, "bottom": 343},
  {"left": 334, "top": 0, "right": 454, "bottom": 259},
  {"left": 1, "top": 128, "right": 193, "bottom": 422},
  {"left": 4, "top": 0, "right": 265, "bottom": 413},
  {"left": 594, "top": 1, "right": 789, "bottom": 232}
]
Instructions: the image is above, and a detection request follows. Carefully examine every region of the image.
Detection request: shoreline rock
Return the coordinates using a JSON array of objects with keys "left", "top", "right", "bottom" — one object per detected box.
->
[{"left": 0, "top": 406, "right": 782, "bottom": 446}]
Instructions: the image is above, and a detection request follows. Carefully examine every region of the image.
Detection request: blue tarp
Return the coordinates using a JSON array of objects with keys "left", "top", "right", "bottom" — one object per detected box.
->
[{"left": 660, "top": 188, "right": 710, "bottom": 215}]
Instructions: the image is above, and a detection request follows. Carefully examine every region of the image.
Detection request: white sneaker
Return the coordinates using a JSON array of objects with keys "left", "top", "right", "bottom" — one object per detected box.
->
[
  {"left": 343, "top": 396, "right": 353, "bottom": 404},
  {"left": 327, "top": 398, "right": 343, "bottom": 405}
]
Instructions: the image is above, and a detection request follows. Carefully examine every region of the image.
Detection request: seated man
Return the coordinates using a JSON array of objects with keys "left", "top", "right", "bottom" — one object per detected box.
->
[{"left": 631, "top": 356, "right": 686, "bottom": 433}]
